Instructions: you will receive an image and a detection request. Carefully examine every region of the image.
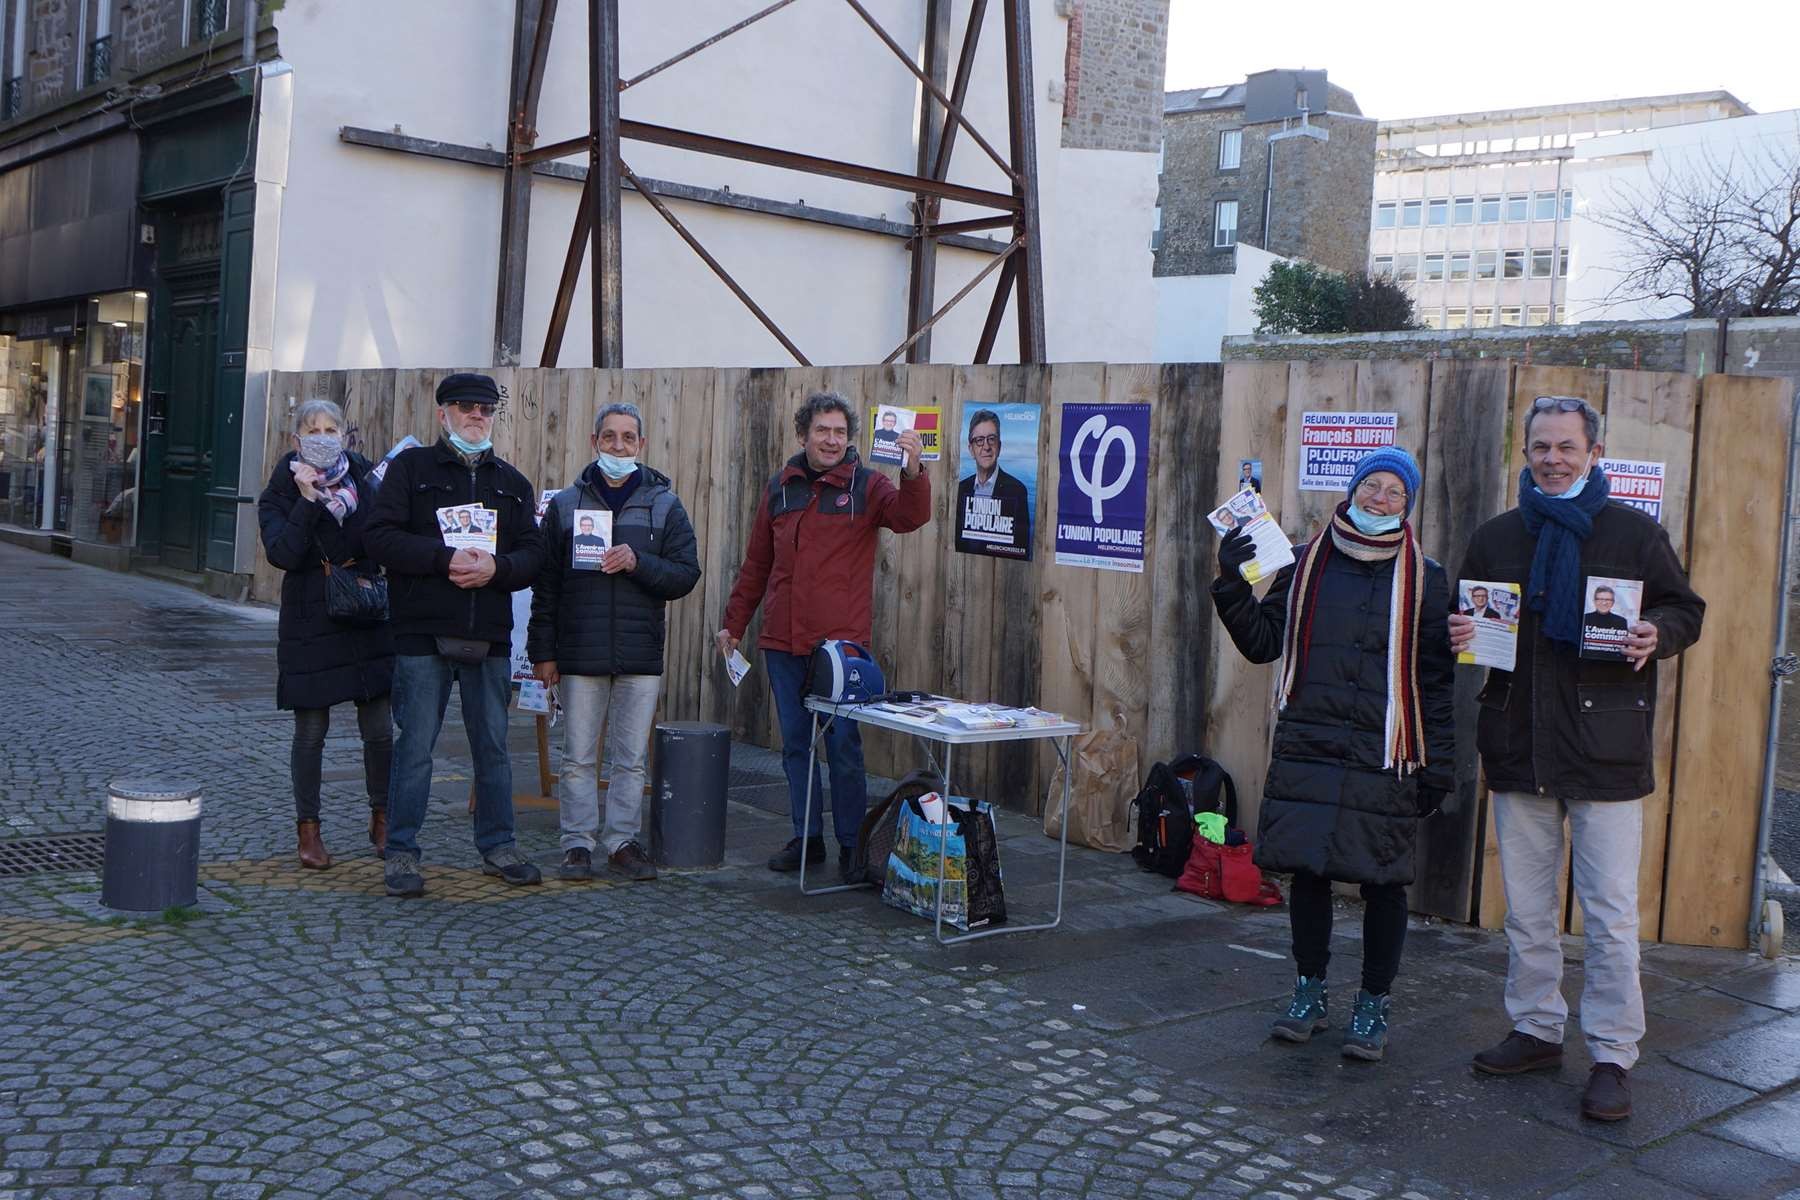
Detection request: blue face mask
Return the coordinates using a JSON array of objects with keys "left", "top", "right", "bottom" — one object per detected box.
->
[
  {"left": 1347, "top": 502, "right": 1403, "bottom": 535},
  {"left": 595, "top": 452, "right": 638, "bottom": 482},
  {"left": 447, "top": 431, "right": 492, "bottom": 455},
  {"left": 1540, "top": 469, "right": 1590, "bottom": 500}
]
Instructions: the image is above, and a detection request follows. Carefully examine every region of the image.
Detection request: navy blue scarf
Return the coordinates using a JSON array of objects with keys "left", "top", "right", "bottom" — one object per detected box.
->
[{"left": 1517, "top": 464, "right": 1610, "bottom": 649}]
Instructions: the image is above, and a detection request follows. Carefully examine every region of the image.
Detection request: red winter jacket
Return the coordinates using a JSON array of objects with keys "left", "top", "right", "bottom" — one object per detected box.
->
[{"left": 723, "top": 448, "right": 931, "bottom": 655}]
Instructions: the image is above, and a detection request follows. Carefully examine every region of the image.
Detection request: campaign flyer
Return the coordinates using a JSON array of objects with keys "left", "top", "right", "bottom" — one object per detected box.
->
[
  {"left": 1207, "top": 486, "right": 1294, "bottom": 585},
  {"left": 1456, "top": 580, "right": 1522, "bottom": 671},
  {"left": 437, "top": 504, "right": 498, "bottom": 553},
  {"left": 1579, "top": 576, "right": 1641, "bottom": 661},
  {"left": 569, "top": 508, "right": 612, "bottom": 571}
]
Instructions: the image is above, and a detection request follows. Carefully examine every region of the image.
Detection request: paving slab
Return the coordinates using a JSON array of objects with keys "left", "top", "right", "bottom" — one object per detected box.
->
[
  {"left": 1668, "top": 1012, "right": 1800, "bottom": 1092},
  {"left": 1629, "top": 1131, "right": 1800, "bottom": 1199},
  {"left": 1709, "top": 1093, "right": 1800, "bottom": 1163}
]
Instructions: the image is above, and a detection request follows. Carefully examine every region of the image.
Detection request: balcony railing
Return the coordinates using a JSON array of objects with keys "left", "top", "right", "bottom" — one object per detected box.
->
[
  {"left": 1, "top": 78, "right": 20, "bottom": 122},
  {"left": 87, "top": 36, "right": 113, "bottom": 86},
  {"left": 194, "top": 0, "right": 227, "bottom": 40}
]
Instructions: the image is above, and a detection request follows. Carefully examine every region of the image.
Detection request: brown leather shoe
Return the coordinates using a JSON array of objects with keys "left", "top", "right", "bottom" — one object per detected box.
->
[
  {"left": 297, "top": 820, "right": 333, "bottom": 870},
  {"left": 368, "top": 809, "right": 388, "bottom": 859},
  {"left": 1472, "top": 1030, "right": 1563, "bottom": 1075},
  {"left": 1582, "top": 1063, "right": 1632, "bottom": 1121}
]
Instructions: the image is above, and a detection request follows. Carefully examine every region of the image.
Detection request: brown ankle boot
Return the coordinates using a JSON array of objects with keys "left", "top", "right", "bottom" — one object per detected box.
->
[
  {"left": 297, "top": 820, "right": 333, "bottom": 869},
  {"left": 368, "top": 809, "right": 388, "bottom": 859}
]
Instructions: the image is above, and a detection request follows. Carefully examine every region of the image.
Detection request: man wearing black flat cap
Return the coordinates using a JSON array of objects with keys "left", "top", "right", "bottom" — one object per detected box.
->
[{"left": 365, "top": 372, "right": 548, "bottom": 897}]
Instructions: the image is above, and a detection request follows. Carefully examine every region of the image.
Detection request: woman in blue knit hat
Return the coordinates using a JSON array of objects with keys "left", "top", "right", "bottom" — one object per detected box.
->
[{"left": 1211, "top": 446, "right": 1456, "bottom": 1061}]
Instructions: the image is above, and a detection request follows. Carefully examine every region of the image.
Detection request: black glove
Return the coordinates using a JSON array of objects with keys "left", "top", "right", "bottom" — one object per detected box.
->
[
  {"left": 1417, "top": 787, "right": 1450, "bottom": 818},
  {"left": 1217, "top": 527, "right": 1255, "bottom": 579}
]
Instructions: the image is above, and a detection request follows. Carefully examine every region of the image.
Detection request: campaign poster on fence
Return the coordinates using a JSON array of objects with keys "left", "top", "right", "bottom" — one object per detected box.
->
[
  {"left": 955, "top": 403, "right": 1040, "bottom": 559},
  {"left": 1601, "top": 458, "right": 1665, "bottom": 521},
  {"left": 1298, "top": 411, "right": 1398, "bottom": 491},
  {"left": 1054, "top": 402, "right": 1150, "bottom": 573}
]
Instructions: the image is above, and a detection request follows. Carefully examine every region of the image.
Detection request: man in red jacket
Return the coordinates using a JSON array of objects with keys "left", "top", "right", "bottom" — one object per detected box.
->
[{"left": 716, "top": 391, "right": 930, "bottom": 879}]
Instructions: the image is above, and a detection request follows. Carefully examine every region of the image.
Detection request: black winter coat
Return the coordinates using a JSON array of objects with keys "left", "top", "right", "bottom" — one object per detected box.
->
[
  {"left": 527, "top": 464, "right": 701, "bottom": 676},
  {"left": 362, "top": 440, "right": 546, "bottom": 655},
  {"left": 1212, "top": 547, "right": 1456, "bottom": 886},
  {"left": 257, "top": 453, "right": 395, "bottom": 711},
  {"left": 1455, "top": 502, "right": 1704, "bottom": 801}
]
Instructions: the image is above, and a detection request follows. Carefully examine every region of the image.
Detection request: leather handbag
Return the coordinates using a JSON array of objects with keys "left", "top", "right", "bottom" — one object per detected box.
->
[{"left": 322, "top": 558, "right": 389, "bottom": 627}]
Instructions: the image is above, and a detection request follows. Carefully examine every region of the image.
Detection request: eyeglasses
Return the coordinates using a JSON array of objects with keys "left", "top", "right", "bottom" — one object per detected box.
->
[
  {"left": 1355, "top": 479, "right": 1409, "bottom": 503},
  {"left": 1531, "top": 395, "right": 1594, "bottom": 416},
  {"left": 969, "top": 435, "right": 1000, "bottom": 449},
  {"left": 452, "top": 401, "right": 498, "bottom": 418}
]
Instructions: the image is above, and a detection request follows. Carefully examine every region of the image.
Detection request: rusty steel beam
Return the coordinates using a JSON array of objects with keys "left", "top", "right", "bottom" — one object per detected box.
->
[
  {"left": 904, "top": 0, "right": 952, "bottom": 364},
  {"left": 517, "top": 133, "right": 592, "bottom": 166},
  {"left": 883, "top": 237, "right": 1021, "bottom": 364},
  {"left": 618, "top": 118, "right": 1019, "bottom": 211},
  {"left": 494, "top": 0, "right": 551, "bottom": 366},
  {"left": 590, "top": 0, "right": 624, "bottom": 367},
  {"left": 1001, "top": 0, "right": 1046, "bottom": 362},
  {"left": 620, "top": 0, "right": 800, "bottom": 91},
  {"left": 541, "top": 173, "right": 594, "bottom": 367},
  {"left": 840, "top": 0, "right": 1016, "bottom": 183},
  {"left": 620, "top": 159, "right": 811, "bottom": 366},
  {"left": 974, "top": 253, "right": 1017, "bottom": 365},
  {"left": 926, "top": 214, "right": 1014, "bottom": 237},
  {"left": 519, "top": 0, "right": 561, "bottom": 135},
  {"left": 930, "top": 0, "right": 987, "bottom": 182}
]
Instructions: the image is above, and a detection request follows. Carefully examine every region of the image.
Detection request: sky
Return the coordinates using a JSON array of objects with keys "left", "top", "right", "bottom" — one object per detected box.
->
[{"left": 1164, "top": 0, "right": 1800, "bottom": 121}]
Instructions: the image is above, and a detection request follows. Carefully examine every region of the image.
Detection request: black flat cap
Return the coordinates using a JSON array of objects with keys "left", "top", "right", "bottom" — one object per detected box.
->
[{"left": 436, "top": 373, "right": 502, "bottom": 406}]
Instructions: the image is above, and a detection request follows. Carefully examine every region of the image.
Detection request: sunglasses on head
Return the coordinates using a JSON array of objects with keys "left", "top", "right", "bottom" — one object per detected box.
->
[
  {"left": 451, "top": 401, "right": 498, "bottom": 417},
  {"left": 1530, "top": 395, "right": 1593, "bottom": 415}
]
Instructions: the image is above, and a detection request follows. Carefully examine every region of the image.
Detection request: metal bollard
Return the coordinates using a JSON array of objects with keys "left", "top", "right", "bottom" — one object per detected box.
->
[
  {"left": 101, "top": 780, "right": 201, "bottom": 913},
  {"left": 649, "top": 722, "right": 730, "bottom": 869}
]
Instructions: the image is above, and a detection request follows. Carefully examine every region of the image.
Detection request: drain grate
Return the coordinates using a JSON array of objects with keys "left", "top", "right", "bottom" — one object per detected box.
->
[{"left": 0, "top": 832, "right": 106, "bottom": 877}]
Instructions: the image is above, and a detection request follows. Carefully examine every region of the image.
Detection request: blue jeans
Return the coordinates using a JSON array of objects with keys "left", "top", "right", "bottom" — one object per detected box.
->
[
  {"left": 385, "top": 653, "right": 516, "bottom": 859},
  {"left": 765, "top": 649, "right": 866, "bottom": 849}
]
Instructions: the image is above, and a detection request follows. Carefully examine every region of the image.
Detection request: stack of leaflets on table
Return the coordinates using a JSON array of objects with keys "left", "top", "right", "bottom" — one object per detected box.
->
[
  {"left": 999, "top": 707, "right": 1064, "bottom": 729},
  {"left": 1456, "top": 580, "right": 1522, "bottom": 671},
  {"left": 1207, "top": 486, "right": 1295, "bottom": 584},
  {"left": 931, "top": 704, "right": 1015, "bottom": 732},
  {"left": 865, "top": 701, "right": 944, "bottom": 725}
]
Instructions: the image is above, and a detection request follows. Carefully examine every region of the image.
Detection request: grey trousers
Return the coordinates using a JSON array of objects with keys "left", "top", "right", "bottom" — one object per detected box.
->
[
  {"left": 558, "top": 673, "right": 661, "bottom": 855},
  {"left": 1492, "top": 791, "right": 1645, "bottom": 1069}
]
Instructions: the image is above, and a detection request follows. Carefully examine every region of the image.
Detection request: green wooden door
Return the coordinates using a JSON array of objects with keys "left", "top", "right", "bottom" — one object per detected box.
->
[{"left": 156, "top": 287, "right": 219, "bottom": 572}]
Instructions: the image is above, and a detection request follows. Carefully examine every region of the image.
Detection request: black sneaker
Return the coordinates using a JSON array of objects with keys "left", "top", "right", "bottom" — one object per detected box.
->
[
  {"left": 481, "top": 845, "right": 543, "bottom": 886},
  {"left": 559, "top": 847, "right": 594, "bottom": 881},
  {"left": 384, "top": 851, "right": 424, "bottom": 898},
  {"left": 767, "top": 836, "right": 825, "bottom": 872},
  {"left": 608, "top": 841, "right": 658, "bottom": 882}
]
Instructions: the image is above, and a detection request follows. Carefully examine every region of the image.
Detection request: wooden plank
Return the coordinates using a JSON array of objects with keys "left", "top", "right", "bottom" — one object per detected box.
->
[
  {"left": 1147, "top": 364, "right": 1223, "bottom": 766},
  {"left": 1662, "top": 374, "right": 1791, "bottom": 948},
  {"left": 694, "top": 368, "right": 736, "bottom": 728},
  {"left": 1416, "top": 359, "right": 1514, "bottom": 924},
  {"left": 1206, "top": 361, "right": 1289, "bottom": 837},
  {"left": 943, "top": 364, "right": 1003, "bottom": 800},
  {"left": 1090, "top": 363, "right": 1159, "bottom": 753},
  {"left": 988, "top": 364, "right": 1044, "bottom": 812},
  {"left": 897, "top": 364, "right": 957, "bottom": 705},
  {"left": 1035, "top": 363, "right": 1104, "bottom": 793},
  {"left": 1278, "top": 360, "right": 1360, "bottom": 545}
]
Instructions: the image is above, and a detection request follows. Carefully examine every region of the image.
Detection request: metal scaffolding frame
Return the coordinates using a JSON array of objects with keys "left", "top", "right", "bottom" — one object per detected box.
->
[{"left": 490, "top": 0, "right": 1047, "bottom": 369}]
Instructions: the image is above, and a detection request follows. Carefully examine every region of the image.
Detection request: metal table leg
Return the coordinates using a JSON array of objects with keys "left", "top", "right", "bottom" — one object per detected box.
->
[
  {"left": 935, "top": 733, "right": 1072, "bottom": 945},
  {"left": 799, "top": 708, "right": 869, "bottom": 895}
]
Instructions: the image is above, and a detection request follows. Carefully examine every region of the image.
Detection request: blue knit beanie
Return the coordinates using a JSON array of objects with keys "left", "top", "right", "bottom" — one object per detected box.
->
[{"left": 1347, "top": 447, "right": 1422, "bottom": 517}]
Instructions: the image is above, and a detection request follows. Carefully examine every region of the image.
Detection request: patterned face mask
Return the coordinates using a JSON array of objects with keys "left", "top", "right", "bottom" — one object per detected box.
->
[{"left": 298, "top": 433, "right": 344, "bottom": 469}]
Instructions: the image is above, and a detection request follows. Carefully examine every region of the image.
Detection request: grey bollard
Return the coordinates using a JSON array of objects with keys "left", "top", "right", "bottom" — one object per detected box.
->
[
  {"left": 101, "top": 780, "right": 201, "bottom": 913},
  {"left": 650, "top": 722, "right": 730, "bottom": 869}
]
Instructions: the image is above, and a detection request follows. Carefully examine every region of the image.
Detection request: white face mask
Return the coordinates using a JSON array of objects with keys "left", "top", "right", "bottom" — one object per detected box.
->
[{"left": 595, "top": 452, "right": 638, "bottom": 482}]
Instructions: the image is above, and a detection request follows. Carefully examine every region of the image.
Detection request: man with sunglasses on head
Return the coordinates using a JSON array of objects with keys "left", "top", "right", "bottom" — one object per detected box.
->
[
  {"left": 1450, "top": 394, "right": 1704, "bottom": 1123},
  {"left": 365, "top": 372, "right": 548, "bottom": 898}
]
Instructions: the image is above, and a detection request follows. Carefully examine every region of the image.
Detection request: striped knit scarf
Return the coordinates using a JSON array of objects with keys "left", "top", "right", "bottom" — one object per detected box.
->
[{"left": 1276, "top": 502, "right": 1428, "bottom": 776}]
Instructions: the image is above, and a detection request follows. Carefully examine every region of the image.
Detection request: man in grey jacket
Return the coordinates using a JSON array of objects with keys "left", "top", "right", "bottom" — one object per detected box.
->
[{"left": 529, "top": 402, "right": 701, "bottom": 882}]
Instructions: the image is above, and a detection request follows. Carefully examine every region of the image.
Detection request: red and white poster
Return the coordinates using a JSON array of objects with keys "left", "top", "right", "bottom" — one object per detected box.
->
[
  {"left": 1600, "top": 458, "right": 1665, "bottom": 522},
  {"left": 1297, "top": 411, "right": 1398, "bottom": 491}
]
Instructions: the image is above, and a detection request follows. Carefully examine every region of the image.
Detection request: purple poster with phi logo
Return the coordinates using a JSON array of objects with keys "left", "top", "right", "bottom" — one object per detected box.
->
[{"left": 1054, "top": 402, "right": 1150, "bottom": 573}]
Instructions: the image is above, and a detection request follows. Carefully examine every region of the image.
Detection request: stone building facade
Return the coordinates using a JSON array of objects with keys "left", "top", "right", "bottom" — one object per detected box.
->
[
  {"left": 1155, "top": 71, "right": 1376, "bottom": 277},
  {"left": 1059, "top": 0, "right": 1170, "bottom": 153}
]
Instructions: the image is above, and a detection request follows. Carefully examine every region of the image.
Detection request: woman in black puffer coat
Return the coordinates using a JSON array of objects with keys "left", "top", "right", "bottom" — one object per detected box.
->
[
  {"left": 257, "top": 399, "right": 395, "bottom": 870},
  {"left": 1211, "top": 447, "right": 1455, "bottom": 1062}
]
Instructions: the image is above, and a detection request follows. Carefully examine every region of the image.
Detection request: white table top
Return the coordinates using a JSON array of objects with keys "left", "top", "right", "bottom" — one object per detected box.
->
[{"left": 804, "top": 696, "right": 1084, "bottom": 745}]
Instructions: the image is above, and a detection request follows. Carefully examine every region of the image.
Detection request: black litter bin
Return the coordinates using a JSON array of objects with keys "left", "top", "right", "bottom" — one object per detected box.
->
[
  {"left": 650, "top": 722, "right": 730, "bottom": 868},
  {"left": 101, "top": 779, "right": 201, "bottom": 913}
]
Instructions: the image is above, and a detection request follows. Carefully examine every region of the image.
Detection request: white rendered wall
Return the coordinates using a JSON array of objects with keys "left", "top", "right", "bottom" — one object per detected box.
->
[
  {"left": 263, "top": 0, "right": 1156, "bottom": 371},
  {"left": 1152, "top": 243, "right": 1283, "bottom": 362},
  {"left": 1566, "top": 109, "right": 1800, "bottom": 322}
]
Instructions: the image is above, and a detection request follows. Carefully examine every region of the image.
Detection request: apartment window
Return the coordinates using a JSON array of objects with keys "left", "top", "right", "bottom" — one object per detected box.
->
[
  {"left": 191, "top": 0, "right": 227, "bottom": 41},
  {"left": 1476, "top": 250, "right": 1498, "bottom": 280},
  {"left": 1421, "top": 310, "right": 1444, "bottom": 330},
  {"left": 1505, "top": 194, "right": 1530, "bottom": 222},
  {"left": 1449, "top": 253, "right": 1471, "bottom": 281},
  {"left": 1374, "top": 201, "right": 1396, "bottom": 229},
  {"left": 1401, "top": 200, "right": 1423, "bottom": 228},
  {"left": 1561, "top": 189, "right": 1574, "bottom": 219},
  {"left": 1150, "top": 205, "right": 1162, "bottom": 252},
  {"left": 1372, "top": 255, "right": 1394, "bottom": 275},
  {"left": 1500, "top": 306, "right": 1523, "bottom": 327},
  {"left": 1533, "top": 191, "right": 1558, "bottom": 221},
  {"left": 1479, "top": 195, "right": 1502, "bottom": 223},
  {"left": 1555, "top": 305, "right": 1567, "bottom": 324},
  {"left": 1472, "top": 309, "right": 1494, "bottom": 329},
  {"left": 1214, "top": 200, "right": 1238, "bottom": 248},
  {"left": 1427, "top": 198, "right": 1449, "bottom": 227},
  {"left": 1503, "top": 250, "right": 1526, "bottom": 279},
  {"left": 1452, "top": 196, "right": 1475, "bottom": 225},
  {"left": 1445, "top": 308, "right": 1469, "bottom": 330},
  {"left": 1530, "top": 249, "right": 1555, "bottom": 279},
  {"left": 1557, "top": 247, "right": 1569, "bottom": 277},
  {"left": 1527, "top": 305, "right": 1551, "bottom": 326},
  {"left": 1423, "top": 253, "right": 1446, "bottom": 281},
  {"left": 1395, "top": 255, "right": 1419, "bottom": 281},
  {"left": 1218, "top": 129, "right": 1243, "bottom": 171}
]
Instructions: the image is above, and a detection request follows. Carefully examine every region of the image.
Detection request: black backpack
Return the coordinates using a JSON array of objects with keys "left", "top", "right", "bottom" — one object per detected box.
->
[{"left": 1130, "top": 754, "right": 1238, "bottom": 878}]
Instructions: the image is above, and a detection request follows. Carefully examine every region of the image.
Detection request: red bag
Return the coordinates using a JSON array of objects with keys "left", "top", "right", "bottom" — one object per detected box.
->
[
  {"left": 1174, "top": 837, "right": 1224, "bottom": 900},
  {"left": 1175, "top": 836, "right": 1283, "bottom": 907}
]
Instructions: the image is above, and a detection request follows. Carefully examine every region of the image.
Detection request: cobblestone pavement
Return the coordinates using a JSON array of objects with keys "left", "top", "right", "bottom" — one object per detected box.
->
[{"left": 2, "top": 543, "right": 1798, "bottom": 1200}]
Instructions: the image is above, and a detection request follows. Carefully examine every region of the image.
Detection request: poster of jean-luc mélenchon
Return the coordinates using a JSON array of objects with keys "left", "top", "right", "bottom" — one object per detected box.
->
[{"left": 954, "top": 403, "right": 1040, "bottom": 560}]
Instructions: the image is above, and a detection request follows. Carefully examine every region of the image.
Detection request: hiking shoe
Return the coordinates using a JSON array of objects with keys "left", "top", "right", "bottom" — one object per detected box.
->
[
  {"left": 1342, "top": 990, "right": 1390, "bottom": 1062},
  {"left": 608, "top": 841, "right": 658, "bottom": 882},
  {"left": 1270, "top": 975, "right": 1329, "bottom": 1043},
  {"left": 1582, "top": 1064, "right": 1632, "bottom": 1122},
  {"left": 1472, "top": 1030, "right": 1563, "bottom": 1075},
  {"left": 481, "top": 845, "right": 543, "bottom": 886},
  {"left": 384, "top": 851, "right": 424, "bottom": 898},
  {"left": 559, "top": 847, "right": 594, "bottom": 881},
  {"left": 767, "top": 836, "right": 825, "bottom": 872}
]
